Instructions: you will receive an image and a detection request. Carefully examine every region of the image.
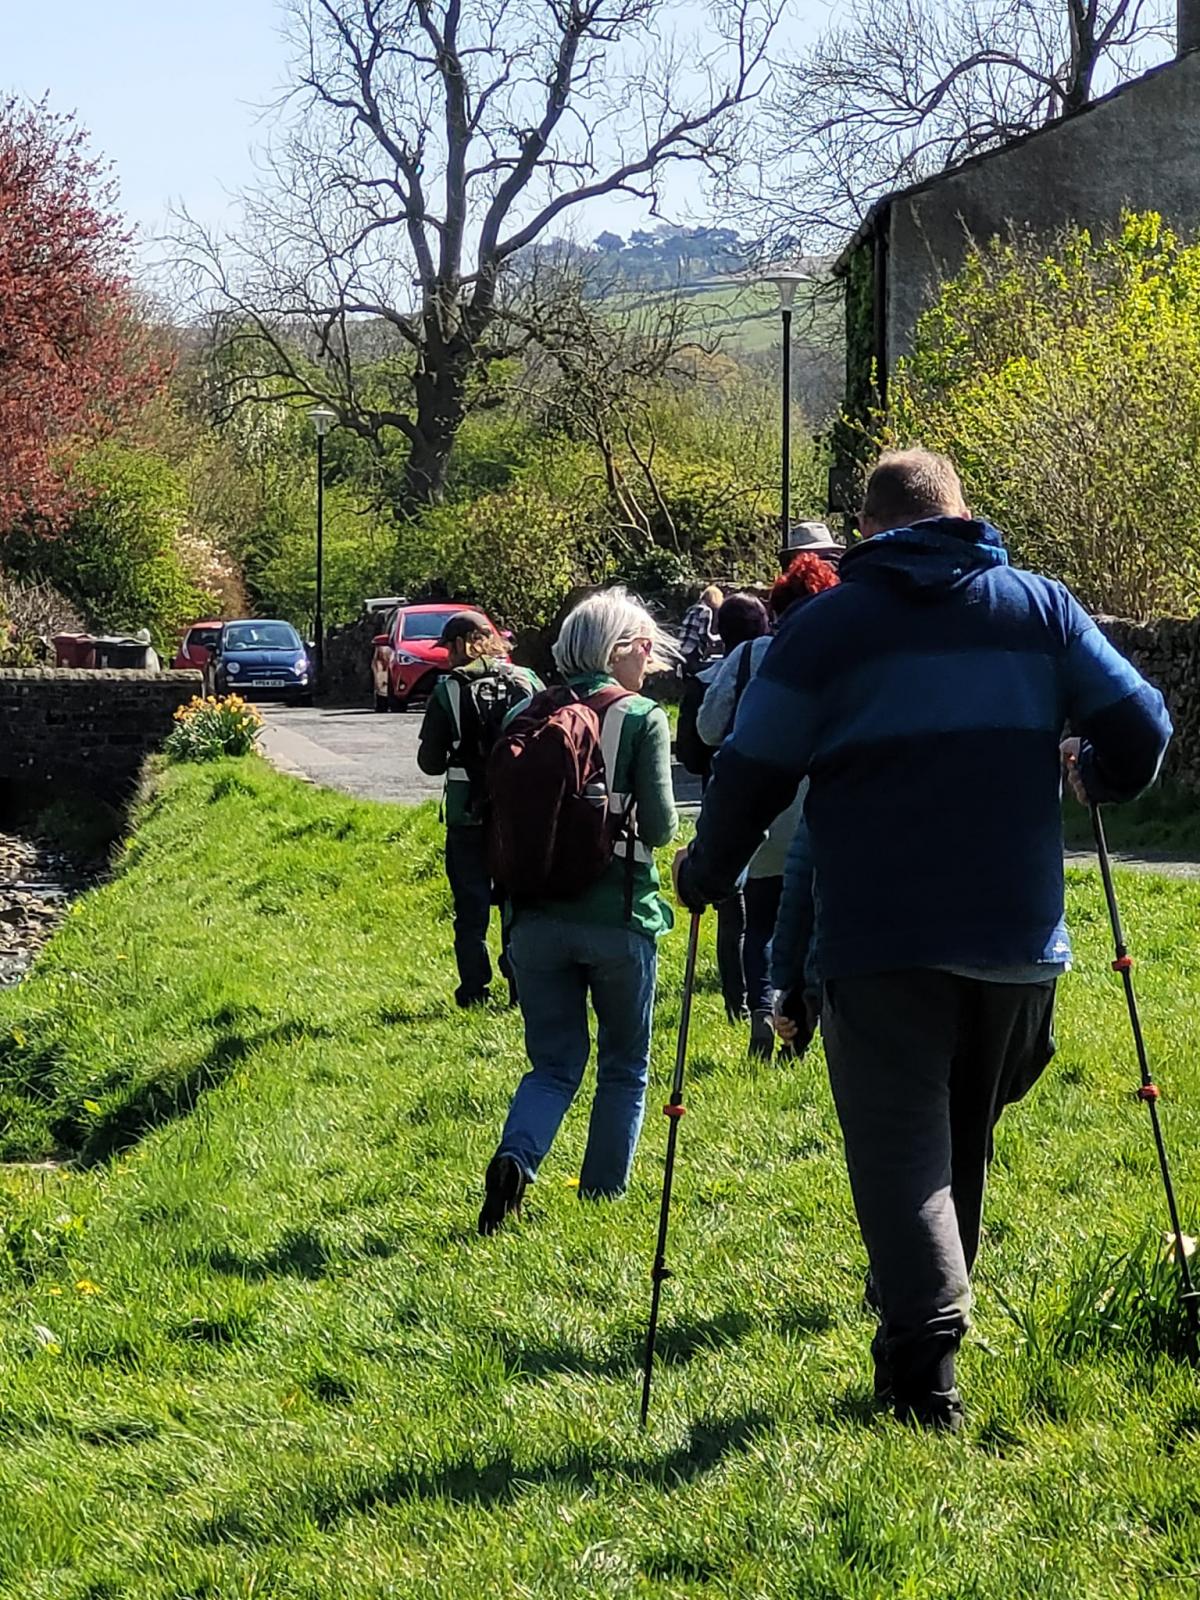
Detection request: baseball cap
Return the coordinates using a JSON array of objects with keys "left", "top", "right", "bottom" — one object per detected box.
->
[{"left": 438, "top": 612, "right": 493, "bottom": 646}]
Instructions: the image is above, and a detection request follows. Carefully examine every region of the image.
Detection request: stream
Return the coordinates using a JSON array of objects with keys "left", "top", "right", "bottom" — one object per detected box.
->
[{"left": 0, "top": 833, "right": 89, "bottom": 987}]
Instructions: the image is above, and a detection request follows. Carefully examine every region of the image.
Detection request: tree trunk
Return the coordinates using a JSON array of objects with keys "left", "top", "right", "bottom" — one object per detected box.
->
[
  {"left": 1063, "top": 5, "right": 1099, "bottom": 115},
  {"left": 398, "top": 353, "right": 469, "bottom": 517}
]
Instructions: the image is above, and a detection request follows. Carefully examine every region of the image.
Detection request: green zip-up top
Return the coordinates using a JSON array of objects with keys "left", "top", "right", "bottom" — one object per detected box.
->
[
  {"left": 417, "top": 659, "right": 541, "bottom": 826},
  {"left": 517, "top": 672, "right": 678, "bottom": 940}
]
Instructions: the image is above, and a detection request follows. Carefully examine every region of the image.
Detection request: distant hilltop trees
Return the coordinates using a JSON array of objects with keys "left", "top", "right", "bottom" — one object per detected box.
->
[{"left": 522, "top": 224, "right": 749, "bottom": 290}]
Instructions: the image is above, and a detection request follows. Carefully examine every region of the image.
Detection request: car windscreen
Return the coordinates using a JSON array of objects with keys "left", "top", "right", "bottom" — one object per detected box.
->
[
  {"left": 190, "top": 628, "right": 222, "bottom": 650},
  {"left": 399, "top": 612, "right": 457, "bottom": 641},
  {"left": 223, "top": 623, "right": 301, "bottom": 652}
]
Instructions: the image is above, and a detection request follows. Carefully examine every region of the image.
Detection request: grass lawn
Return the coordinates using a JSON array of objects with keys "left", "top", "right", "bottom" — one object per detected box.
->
[{"left": 1, "top": 760, "right": 1199, "bottom": 1598}]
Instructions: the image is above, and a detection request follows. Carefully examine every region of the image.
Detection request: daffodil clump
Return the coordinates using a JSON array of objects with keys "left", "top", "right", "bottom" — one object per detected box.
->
[{"left": 164, "top": 693, "right": 263, "bottom": 762}]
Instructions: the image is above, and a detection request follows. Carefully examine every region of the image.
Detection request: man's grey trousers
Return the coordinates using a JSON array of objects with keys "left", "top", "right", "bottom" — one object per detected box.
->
[{"left": 822, "top": 969, "right": 1057, "bottom": 1388}]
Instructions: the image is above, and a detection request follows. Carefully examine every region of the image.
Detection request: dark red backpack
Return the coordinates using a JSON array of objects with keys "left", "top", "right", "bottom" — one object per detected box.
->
[{"left": 486, "top": 684, "right": 633, "bottom": 904}]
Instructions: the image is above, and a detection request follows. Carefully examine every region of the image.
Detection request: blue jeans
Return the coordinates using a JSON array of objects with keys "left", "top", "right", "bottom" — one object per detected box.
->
[
  {"left": 445, "top": 826, "right": 511, "bottom": 1002},
  {"left": 498, "top": 915, "right": 658, "bottom": 1196}
]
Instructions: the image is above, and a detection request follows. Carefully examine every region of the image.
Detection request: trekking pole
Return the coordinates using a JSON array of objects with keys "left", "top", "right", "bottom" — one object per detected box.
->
[
  {"left": 1091, "top": 804, "right": 1200, "bottom": 1358},
  {"left": 640, "top": 909, "right": 702, "bottom": 1427}
]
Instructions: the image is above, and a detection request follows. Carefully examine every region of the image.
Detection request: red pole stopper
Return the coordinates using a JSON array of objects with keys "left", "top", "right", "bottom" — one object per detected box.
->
[
  {"left": 1112, "top": 955, "right": 1134, "bottom": 972},
  {"left": 1137, "top": 1083, "right": 1161, "bottom": 1101},
  {"left": 663, "top": 1103, "right": 686, "bottom": 1119}
]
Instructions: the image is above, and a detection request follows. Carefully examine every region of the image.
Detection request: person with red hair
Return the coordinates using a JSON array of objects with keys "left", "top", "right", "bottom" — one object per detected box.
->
[
  {"left": 769, "top": 551, "right": 840, "bottom": 618},
  {"left": 696, "top": 551, "right": 838, "bottom": 1057}
]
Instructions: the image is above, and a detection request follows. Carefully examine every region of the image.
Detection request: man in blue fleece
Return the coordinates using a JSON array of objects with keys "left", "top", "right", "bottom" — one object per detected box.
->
[{"left": 675, "top": 449, "right": 1172, "bottom": 1431}]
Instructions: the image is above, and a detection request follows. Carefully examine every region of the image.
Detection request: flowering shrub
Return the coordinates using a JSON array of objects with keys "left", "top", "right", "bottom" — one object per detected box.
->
[{"left": 164, "top": 695, "right": 263, "bottom": 763}]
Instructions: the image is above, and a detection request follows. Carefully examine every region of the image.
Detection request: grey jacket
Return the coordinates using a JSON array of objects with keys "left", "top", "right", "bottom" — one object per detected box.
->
[{"left": 697, "top": 637, "right": 805, "bottom": 879}]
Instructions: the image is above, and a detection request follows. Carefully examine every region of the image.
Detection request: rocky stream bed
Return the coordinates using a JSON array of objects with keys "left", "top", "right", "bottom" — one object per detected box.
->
[{"left": 0, "top": 832, "right": 90, "bottom": 987}]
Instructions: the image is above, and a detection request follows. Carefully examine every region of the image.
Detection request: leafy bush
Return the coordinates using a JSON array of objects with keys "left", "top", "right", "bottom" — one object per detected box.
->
[
  {"left": 165, "top": 695, "right": 263, "bottom": 762},
  {"left": 888, "top": 211, "right": 1200, "bottom": 618},
  {"left": 8, "top": 443, "right": 214, "bottom": 651},
  {"left": 253, "top": 481, "right": 396, "bottom": 629},
  {"left": 401, "top": 477, "right": 598, "bottom": 630}
]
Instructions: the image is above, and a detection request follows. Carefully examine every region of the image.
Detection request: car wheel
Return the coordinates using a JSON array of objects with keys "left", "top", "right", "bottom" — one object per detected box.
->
[{"left": 404, "top": 674, "right": 435, "bottom": 710}]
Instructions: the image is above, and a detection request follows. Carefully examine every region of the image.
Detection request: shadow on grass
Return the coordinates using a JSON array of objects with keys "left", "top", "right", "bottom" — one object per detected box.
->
[
  {"left": 376, "top": 1002, "right": 452, "bottom": 1027},
  {"left": 201, "top": 1226, "right": 405, "bottom": 1284},
  {"left": 196, "top": 1410, "right": 773, "bottom": 1544},
  {"left": 205, "top": 1228, "right": 334, "bottom": 1282},
  {"left": 53, "top": 1016, "right": 335, "bottom": 1167},
  {"left": 493, "top": 1300, "right": 834, "bottom": 1383}
]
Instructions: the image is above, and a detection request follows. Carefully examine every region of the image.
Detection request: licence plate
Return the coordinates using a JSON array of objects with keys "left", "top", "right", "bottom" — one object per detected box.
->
[{"left": 247, "top": 679, "right": 282, "bottom": 688}]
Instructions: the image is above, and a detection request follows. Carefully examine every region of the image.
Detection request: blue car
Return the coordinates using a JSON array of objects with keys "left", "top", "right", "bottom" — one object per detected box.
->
[{"left": 213, "top": 619, "right": 313, "bottom": 704}]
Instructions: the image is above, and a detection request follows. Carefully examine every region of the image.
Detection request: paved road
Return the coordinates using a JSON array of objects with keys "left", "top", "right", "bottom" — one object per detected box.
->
[
  {"left": 259, "top": 705, "right": 1197, "bottom": 876},
  {"left": 258, "top": 704, "right": 707, "bottom": 812},
  {"left": 258, "top": 705, "right": 445, "bottom": 806}
]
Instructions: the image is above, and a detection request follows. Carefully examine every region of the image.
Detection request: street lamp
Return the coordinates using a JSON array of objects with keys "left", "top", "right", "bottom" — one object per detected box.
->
[
  {"left": 764, "top": 269, "right": 809, "bottom": 561},
  {"left": 307, "top": 404, "right": 337, "bottom": 688}
]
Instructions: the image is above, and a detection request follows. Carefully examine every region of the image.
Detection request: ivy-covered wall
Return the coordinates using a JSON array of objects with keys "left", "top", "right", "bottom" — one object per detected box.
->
[{"left": 829, "top": 234, "right": 881, "bottom": 520}]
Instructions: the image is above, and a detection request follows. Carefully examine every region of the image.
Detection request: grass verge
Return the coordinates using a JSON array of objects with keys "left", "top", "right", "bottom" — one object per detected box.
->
[
  {"left": 0, "top": 758, "right": 1198, "bottom": 1598},
  {"left": 1061, "top": 779, "right": 1200, "bottom": 856}
]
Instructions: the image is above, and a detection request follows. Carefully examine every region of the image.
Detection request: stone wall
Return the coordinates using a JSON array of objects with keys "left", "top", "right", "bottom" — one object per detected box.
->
[
  {"left": 1099, "top": 618, "right": 1200, "bottom": 791},
  {"left": 323, "top": 617, "right": 378, "bottom": 707},
  {"left": 0, "top": 669, "right": 202, "bottom": 795}
]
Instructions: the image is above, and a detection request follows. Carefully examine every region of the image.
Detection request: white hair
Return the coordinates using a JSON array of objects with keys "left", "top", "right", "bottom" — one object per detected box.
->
[{"left": 553, "top": 586, "right": 678, "bottom": 678}]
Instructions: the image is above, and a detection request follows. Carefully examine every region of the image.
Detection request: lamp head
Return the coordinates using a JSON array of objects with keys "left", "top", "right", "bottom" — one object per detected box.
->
[
  {"left": 763, "top": 268, "right": 809, "bottom": 311},
  {"left": 308, "top": 404, "right": 337, "bottom": 437}
]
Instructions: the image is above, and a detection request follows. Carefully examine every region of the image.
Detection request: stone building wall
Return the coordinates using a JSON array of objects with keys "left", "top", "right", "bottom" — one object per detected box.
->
[
  {"left": 884, "top": 53, "right": 1200, "bottom": 365},
  {"left": 1099, "top": 617, "right": 1200, "bottom": 792},
  {"left": 0, "top": 669, "right": 202, "bottom": 794}
]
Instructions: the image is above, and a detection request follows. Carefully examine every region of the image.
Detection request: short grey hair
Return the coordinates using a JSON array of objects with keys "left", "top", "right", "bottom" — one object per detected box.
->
[{"left": 553, "top": 586, "right": 678, "bottom": 678}]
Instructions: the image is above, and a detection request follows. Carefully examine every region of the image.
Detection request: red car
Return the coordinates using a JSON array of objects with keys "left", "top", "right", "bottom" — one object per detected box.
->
[
  {"left": 371, "top": 602, "right": 508, "bottom": 712},
  {"left": 172, "top": 620, "right": 224, "bottom": 676}
]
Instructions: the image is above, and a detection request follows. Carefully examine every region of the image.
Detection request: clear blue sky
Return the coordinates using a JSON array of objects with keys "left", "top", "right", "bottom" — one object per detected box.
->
[
  {"left": 7, "top": 0, "right": 288, "bottom": 250},
  {"left": 6, "top": 1, "right": 825, "bottom": 264}
]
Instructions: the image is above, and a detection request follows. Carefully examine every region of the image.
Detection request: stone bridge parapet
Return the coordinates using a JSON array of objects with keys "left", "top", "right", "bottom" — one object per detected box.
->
[{"left": 0, "top": 669, "right": 203, "bottom": 794}]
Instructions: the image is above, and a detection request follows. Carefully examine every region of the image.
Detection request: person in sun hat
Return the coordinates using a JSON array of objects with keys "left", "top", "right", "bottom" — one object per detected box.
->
[{"left": 779, "top": 519, "right": 843, "bottom": 573}]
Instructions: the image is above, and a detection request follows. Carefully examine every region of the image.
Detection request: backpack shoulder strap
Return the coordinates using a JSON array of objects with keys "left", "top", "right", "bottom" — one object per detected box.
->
[{"left": 734, "top": 640, "right": 755, "bottom": 702}]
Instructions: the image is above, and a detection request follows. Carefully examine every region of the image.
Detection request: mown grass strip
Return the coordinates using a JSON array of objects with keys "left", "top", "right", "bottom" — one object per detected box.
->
[{"left": 0, "top": 758, "right": 1196, "bottom": 1597}]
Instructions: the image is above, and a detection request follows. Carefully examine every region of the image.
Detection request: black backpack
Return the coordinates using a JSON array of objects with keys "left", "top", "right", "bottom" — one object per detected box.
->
[
  {"left": 674, "top": 644, "right": 755, "bottom": 779},
  {"left": 447, "top": 666, "right": 533, "bottom": 806}
]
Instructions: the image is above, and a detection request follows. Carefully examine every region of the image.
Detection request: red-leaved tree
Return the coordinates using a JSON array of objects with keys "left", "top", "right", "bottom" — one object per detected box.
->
[{"left": 0, "top": 98, "right": 167, "bottom": 533}]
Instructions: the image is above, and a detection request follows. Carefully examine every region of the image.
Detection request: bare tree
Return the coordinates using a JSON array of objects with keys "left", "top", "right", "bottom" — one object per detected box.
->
[
  {"left": 509, "top": 258, "right": 719, "bottom": 555},
  {"left": 176, "top": 0, "right": 778, "bottom": 519},
  {"left": 755, "top": 0, "right": 1172, "bottom": 248}
]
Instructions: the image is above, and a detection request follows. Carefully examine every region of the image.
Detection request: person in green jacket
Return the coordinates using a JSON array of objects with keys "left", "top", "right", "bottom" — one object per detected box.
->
[
  {"left": 417, "top": 614, "right": 541, "bottom": 1007},
  {"left": 479, "top": 588, "right": 679, "bottom": 1235}
]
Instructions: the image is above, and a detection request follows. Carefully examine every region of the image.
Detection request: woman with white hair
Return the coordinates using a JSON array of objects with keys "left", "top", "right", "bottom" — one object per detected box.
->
[{"left": 479, "top": 587, "right": 679, "bottom": 1235}]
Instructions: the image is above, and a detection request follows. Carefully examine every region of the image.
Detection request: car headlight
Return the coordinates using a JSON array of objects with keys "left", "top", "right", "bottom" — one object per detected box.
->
[
  {"left": 393, "top": 651, "right": 421, "bottom": 665},
  {"left": 226, "top": 660, "right": 241, "bottom": 675},
  {"left": 292, "top": 658, "right": 309, "bottom": 676}
]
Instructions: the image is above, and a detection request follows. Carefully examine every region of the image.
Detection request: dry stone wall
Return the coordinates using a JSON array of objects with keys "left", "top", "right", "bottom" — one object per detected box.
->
[
  {"left": 1099, "top": 618, "right": 1200, "bottom": 792},
  {"left": 0, "top": 669, "right": 202, "bottom": 794}
]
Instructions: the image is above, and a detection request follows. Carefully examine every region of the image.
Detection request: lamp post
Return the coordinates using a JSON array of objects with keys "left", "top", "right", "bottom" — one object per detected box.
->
[
  {"left": 307, "top": 405, "right": 337, "bottom": 688},
  {"left": 764, "top": 269, "right": 808, "bottom": 560}
]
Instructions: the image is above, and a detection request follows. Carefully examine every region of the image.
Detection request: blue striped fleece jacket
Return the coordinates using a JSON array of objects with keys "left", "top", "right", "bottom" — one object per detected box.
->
[{"left": 680, "top": 517, "right": 1172, "bottom": 982}]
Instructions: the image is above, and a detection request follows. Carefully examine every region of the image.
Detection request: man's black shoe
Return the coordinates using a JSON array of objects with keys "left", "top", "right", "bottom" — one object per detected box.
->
[
  {"left": 478, "top": 1154, "right": 527, "bottom": 1236},
  {"left": 455, "top": 986, "right": 491, "bottom": 1009},
  {"left": 891, "top": 1347, "right": 965, "bottom": 1432},
  {"left": 895, "top": 1390, "right": 966, "bottom": 1433},
  {"left": 749, "top": 1008, "right": 775, "bottom": 1060},
  {"left": 871, "top": 1325, "right": 893, "bottom": 1404}
]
